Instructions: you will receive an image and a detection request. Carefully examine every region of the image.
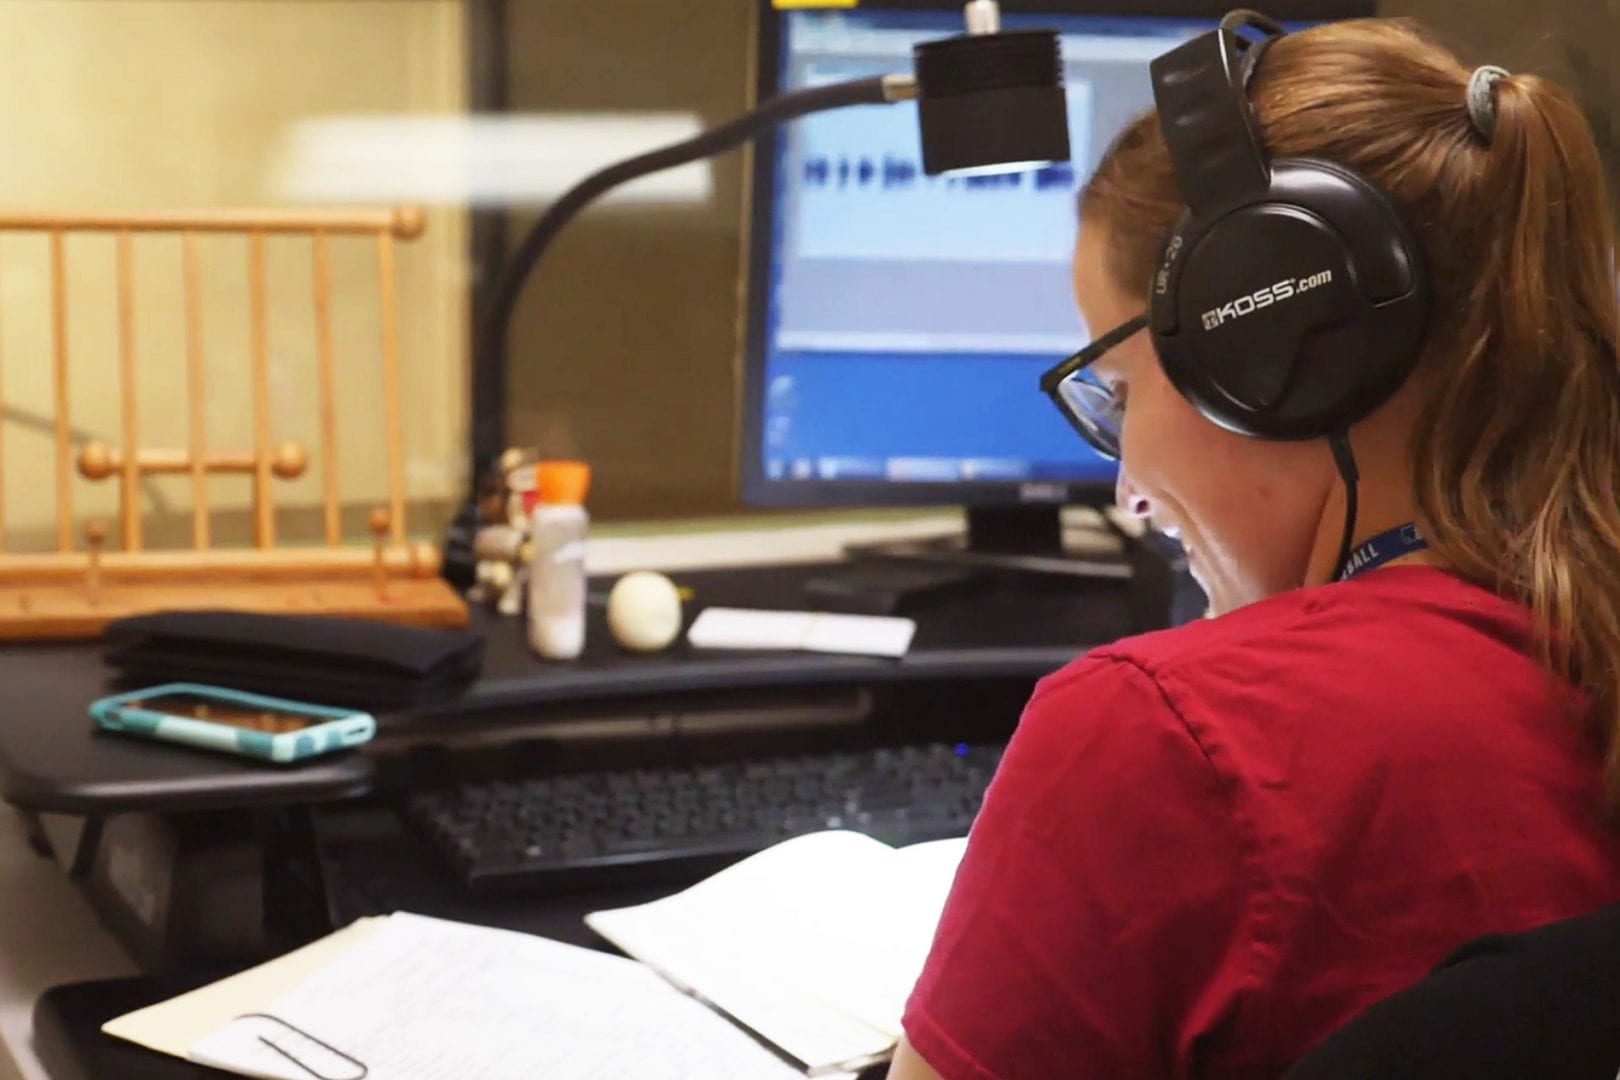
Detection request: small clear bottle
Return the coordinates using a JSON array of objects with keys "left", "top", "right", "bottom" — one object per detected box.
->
[{"left": 527, "top": 461, "right": 591, "bottom": 660}]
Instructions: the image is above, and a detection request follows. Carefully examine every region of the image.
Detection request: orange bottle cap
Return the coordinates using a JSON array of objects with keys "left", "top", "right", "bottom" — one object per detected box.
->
[{"left": 534, "top": 460, "right": 591, "bottom": 505}]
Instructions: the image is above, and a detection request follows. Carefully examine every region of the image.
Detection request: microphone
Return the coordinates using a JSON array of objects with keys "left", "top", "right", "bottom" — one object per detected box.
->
[{"left": 913, "top": 0, "right": 1071, "bottom": 176}]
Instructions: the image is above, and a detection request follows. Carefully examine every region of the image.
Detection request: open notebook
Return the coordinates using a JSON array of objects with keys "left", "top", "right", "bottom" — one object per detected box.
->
[
  {"left": 585, "top": 830, "right": 968, "bottom": 1074},
  {"left": 104, "top": 830, "right": 966, "bottom": 1079}
]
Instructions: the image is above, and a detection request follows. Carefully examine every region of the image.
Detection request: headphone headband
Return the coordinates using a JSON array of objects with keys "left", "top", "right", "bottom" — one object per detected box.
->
[{"left": 1150, "top": 10, "right": 1284, "bottom": 215}]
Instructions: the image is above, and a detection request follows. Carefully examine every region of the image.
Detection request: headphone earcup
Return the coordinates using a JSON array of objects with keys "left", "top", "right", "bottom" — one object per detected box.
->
[{"left": 1149, "top": 159, "right": 1431, "bottom": 440}]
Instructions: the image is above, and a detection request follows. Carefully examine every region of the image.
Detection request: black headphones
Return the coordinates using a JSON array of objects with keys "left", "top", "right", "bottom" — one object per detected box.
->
[{"left": 1147, "top": 10, "right": 1431, "bottom": 441}]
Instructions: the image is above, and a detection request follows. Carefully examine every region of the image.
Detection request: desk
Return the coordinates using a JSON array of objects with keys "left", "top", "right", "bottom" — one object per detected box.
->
[{"left": 0, "top": 512, "right": 1170, "bottom": 1078}]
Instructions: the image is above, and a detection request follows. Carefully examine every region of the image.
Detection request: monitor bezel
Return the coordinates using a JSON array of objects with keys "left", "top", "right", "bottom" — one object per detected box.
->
[{"left": 736, "top": 0, "right": 1376, "bottom": 511}]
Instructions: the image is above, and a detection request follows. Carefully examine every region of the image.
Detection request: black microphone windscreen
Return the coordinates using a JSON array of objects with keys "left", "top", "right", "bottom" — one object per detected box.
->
[{"left": 913, "top": 29, "right": 1070, "bottom": 177}]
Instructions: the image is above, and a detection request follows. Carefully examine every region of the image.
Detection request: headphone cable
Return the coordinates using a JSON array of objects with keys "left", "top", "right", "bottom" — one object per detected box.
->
[{"left": 1328, "top": 433, "right": 1360, "bottom": 581}]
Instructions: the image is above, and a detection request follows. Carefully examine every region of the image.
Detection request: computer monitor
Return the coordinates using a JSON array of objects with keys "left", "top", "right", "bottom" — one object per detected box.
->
[{"left": 738, "top": 1, "right": 1368, "bottom": 554}]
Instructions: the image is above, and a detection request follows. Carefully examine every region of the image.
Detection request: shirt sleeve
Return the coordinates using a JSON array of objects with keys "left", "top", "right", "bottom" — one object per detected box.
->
[{"left": 902, "top": 655, "right": 1250, "bottom": 1080}]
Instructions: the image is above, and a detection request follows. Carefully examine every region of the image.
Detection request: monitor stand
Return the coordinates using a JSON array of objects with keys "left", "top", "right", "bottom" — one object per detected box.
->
[
  {"left": 844, "top": 504, "right": 1134, "bottom": 581},
  {"left": 825, "top": 505, "right": 1198, "bottom": 628}
]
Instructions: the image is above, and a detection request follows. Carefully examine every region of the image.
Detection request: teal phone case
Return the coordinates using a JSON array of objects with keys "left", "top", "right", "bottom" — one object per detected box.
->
[{"left": 89, "top": 682, "right": 376, "bottom": 764}]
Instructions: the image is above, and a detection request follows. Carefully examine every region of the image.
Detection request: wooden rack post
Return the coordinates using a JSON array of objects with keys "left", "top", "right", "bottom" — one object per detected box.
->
[
  {"left": 115, "top": 231, "right": 141, "bottom": 552},
  {"left": 313, "top": 230, "right": 341, "bottom": 547},
  {"left": 248, "top": 232, "right": 274, "bottom": 548},
  {"left": 182, "top": 233, "right": 210, "bottom": 549},
  {"left": 50, "top": 231, "right": 71, "bottom": 553},
  {"left": 377, "top": 231, "right": 407, "bottom": 546}
]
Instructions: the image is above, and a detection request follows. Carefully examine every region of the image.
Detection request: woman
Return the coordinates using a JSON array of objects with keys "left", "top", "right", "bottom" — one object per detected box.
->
[{"left": 888, "top": 15, "right": 1620, "bottom": 1080}]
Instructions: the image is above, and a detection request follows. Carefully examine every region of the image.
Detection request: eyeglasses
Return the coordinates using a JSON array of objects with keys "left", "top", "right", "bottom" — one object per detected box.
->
[{"left": 1038, "top": 313, "right": 1147, "bottom": 460}]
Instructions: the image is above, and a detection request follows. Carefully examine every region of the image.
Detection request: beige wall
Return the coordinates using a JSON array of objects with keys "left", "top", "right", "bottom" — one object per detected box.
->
[
  {"left": 503, "top": 0, "right": 754, "bottom": 521},
  {"left": 0, "top": 0, "right": 469, "bottom": 551},
  {"left": 1386, "top": 0, "right": 1618, "bottom": 208}
]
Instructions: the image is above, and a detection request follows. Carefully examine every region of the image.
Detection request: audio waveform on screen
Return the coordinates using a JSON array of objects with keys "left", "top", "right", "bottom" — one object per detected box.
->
[
  {"left": 801, "top": 156, "right": 1077, "bottom": 192},
  {"left": 789, "top": 83, "right": 1092, "bottom": 262}
]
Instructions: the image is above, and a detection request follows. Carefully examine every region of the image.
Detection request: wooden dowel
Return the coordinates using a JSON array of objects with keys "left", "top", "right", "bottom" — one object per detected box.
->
[
  {"left": 376, "top": 230, "right": 406, "bottom": 546},
  {"left": 249, "top": 232, "right": 274, "bottom": 549},
  {"left": 182, "top": 233, "right": 210, "bottom": 549},
  {"left": 78, "top": 443, "right": 307, "bottom": 478},
  {"left": 0, "top": 545, "right": 442, "bottom": 583},
  {"left": 0, "top": 207, "right": 424, "bottom": 238},
  {"left": 312, "top": 231, "right": 341, "bottom": 546},
  {"left": 50, "top": 231, "right": 72, "bottom": 553},
  {"left": 115, "top": 231, "right": 141, "bottom": 551}
]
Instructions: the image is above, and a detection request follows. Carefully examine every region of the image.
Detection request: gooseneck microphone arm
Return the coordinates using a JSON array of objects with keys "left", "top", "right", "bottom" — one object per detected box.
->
[
  {"left": 446, "top": 0, "right": 1070, "bottom": 586},
  {"left": 469, "top": 74, "right": 919, "bottom": 471}
]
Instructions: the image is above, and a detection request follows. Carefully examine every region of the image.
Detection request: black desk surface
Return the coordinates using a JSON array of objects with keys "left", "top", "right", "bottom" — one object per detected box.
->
[
  {"left": 447, "top": 560, "right": 1121, "bottom": 710},
  {"left": 0, "top": 642, "right": 374, "bottom": 815},
  {"left": 0, "top": 561, "right": 1133, "bottom": 815}
]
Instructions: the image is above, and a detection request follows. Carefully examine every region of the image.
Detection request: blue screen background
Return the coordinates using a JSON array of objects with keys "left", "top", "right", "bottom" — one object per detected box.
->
[{"left": 750, "top": 9, "right": 1224, "bottom": 496}]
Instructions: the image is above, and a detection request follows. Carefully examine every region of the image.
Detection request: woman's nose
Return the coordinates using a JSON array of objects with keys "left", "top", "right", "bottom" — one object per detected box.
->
[{"left": 1116, "top": 473, "right": 1151, "bottom": 520}]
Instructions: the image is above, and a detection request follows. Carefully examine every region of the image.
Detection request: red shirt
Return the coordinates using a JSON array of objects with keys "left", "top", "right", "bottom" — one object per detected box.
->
[{"left": 903, "top": 566, "right": 1620, "bottom": 1079}]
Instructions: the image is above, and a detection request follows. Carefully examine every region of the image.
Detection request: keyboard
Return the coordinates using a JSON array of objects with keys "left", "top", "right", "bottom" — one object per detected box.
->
[{"left": 405, "top": 742, "right": 1003, "bottom": 893}]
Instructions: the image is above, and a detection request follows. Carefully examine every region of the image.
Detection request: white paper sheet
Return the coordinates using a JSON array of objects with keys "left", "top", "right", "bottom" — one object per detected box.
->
[
  {"left": 687, "top": 608, "right": 916, "bottom": 657},
  {"left": 586, "top": 831, "right": 967, "bottom": 1068}
]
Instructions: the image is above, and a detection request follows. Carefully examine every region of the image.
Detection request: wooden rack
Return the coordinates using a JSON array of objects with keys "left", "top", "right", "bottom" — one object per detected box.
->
[{"left": 0, "top": 206, "right": 466, "bottom": 639}]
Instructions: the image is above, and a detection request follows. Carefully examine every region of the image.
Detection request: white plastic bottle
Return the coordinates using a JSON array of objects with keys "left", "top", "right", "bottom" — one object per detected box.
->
[{"left": 527, "top": 461, "right": 591, "bottom": 660}]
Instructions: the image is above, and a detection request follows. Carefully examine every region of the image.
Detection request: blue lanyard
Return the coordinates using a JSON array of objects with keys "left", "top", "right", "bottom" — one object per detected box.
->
[{"left": 1337, "top": 523, "right": 1428, "bottom": 582}]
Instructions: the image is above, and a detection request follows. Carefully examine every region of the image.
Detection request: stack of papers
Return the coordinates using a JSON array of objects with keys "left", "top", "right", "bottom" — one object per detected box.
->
[{"left": 106, "top": 913, "right": 844, "bottom": 1079}]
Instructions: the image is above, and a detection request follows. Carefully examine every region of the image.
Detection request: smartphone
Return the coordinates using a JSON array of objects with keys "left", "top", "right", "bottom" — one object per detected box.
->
[{"left": 90, "top": 683, "right": 375, "bottom": 764}]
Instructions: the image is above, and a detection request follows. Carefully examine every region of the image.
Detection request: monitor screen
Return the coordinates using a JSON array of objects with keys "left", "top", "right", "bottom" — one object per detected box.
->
[{"left": 740, "top": 4, "right": 1310, "bottom": 509}]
